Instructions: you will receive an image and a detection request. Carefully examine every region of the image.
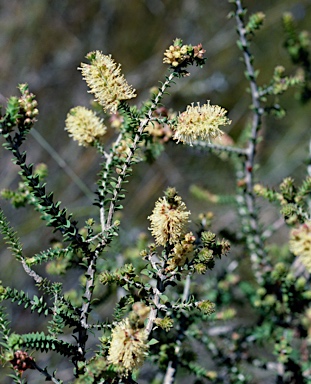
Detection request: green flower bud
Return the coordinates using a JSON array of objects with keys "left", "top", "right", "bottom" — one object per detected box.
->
[
  {"left": 154, "top": 316, "right": 174, "bottom": 332},
  {"left": 197, "top": 300, "right": 215, "bottom": 315}
]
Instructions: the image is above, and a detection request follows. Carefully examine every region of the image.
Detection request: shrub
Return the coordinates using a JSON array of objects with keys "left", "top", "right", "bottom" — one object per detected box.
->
[{"left": 1, "top": 1, "right": 311, "bottom": 383}]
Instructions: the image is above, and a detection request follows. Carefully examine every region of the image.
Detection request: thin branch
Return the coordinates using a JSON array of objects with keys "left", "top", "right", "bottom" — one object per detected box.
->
[
  {"left": 163, "top": 361, "right": 175, "bottom": 384},
  {"left": 182, "top": 275, "right": 191, "bottom": 303},
  {"left": 193, "top": 140, "right": 247, "bottom": 156},
  {"left": 163, "top": 272, "right": 192, "bottom": 384},
  {"left": 146, "top": 253, "right": 167, "bottom": 335},
  {"left": 98, "top": 132, "right": 123, "bottom": 232},
  {"left": 146, "top": 287, "right": 161, "bottom": 335},
  {"left": 31, "top": 360, "right": 62, "bottom": 384},
  {"left": 21, "top": 258, "right": 44, "bottom": 284},
  {"left": 234, "top": 0, "right": 268, "bottom": 282},
  {"left": 106, "top": 72, "right": 177, "bottom": 229},
  {"left": 80, "top": 250, "right": 99, "bottom": 330}
]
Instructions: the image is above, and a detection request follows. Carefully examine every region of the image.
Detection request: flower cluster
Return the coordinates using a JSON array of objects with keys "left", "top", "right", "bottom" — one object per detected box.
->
[
  {"left": 17, "top": 84, "right": 39, "bottom": 126},
  {"left": 130, "top": 302, "right": 150, "bottom": 328},
  {"left": 109, "top": 112, "right": 124, "bottom": 130},
  {"left": 194, "top": 248, "right": 214, "bottom": 274},
  {"left": 10, "top": 350, "right": 35, "bottom": 374},
  {"left": 192, "top": 231, "right": 230, "bottom": 274},
  {"left": 163, "top": 42, "right": 189, "bottom": 67},
  {"left": 196, "top": 300, "right": 216, "bottom": 315},
  {"left": 114, "top": 138, "right": 133, "bottom": 160},
  {"left": 163, "top": 38, "right": 206, "bottom": 71},
  {"left": 107, "top": 318, "right": 148, "bottom": 376},
  {"left": 245, "top": 12, "right": 266, "bottom": 36},
  {"left": 154, "top": 316, "right": 174, "bottom": 331},
  {"left": 144, "top": 106, "right": 174, "bottom": 143},
  {"left": 148, "top": 188, "right": 190, "bottom": 246},
  {"left": 79, "top": 51, "right": 136, "bottom": 114},
  {"left": 173, "top": 101, "right": 231, "bottom": 145},
  {"left": 166, "top": 232, "right": 196, "bottom": 271},
  {"left": 289, "top": 222, "right": 311, "bottom": 272},
  {"left": 65, "top": 106, "right": 106, "bottom": 147}
]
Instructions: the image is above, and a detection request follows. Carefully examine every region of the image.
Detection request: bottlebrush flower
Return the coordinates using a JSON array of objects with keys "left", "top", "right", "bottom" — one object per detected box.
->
[
  {"left": 65, "top": 106, "right": 106, "bottom": 146},
  {"left": 79, "top": 51, "right": 136, "bottom": 114},
  {"left": 289, "top": 221, "right": 311, "bottom": 272},
  {"left": 173, "top": 101, "right": 231, "bottom": 145},
  {"left": 107, "top": 318, "right": 148, "bottom": 375},
  {"left": 148, "top": 188, "right": 190, "bottom": 246}
]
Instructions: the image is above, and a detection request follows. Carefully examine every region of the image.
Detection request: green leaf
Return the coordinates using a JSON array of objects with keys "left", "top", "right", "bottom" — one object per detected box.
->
[
  {"left": 148, "top": 338, "right": 159, "bottom": 345},
  {"left": 140, "top": 269, "right": 150, "bottom": 276}
]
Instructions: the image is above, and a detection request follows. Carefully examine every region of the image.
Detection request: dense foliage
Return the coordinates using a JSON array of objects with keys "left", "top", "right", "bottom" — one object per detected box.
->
[{"left": 1, "top": 1, "right": 311, "bottom": 383}]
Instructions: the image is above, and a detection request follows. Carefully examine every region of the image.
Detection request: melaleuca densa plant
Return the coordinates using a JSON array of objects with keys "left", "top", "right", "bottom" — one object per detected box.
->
[
  {"left": 0, "top": 32, "right": 232, "bottom": 382},
  {"left": 97, "top": 187, "right": 228, "bottom": 380},
  {"left": 1, "top": 1, "right": 311, "bottom": 383}
]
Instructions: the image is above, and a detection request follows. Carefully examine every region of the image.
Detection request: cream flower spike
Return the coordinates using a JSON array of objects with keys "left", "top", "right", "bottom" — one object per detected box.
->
[
  {"left": 289, "top": 221, "right": 311, "bottom": 273},
  {"left": 148, "top": 187, "right": 190, "bottom": 246},
  {"left": 65, "top": 106, "right": 106, "bottom": 147},
  {"left": 107, "top": 318, "right": 148, "bottom": 376},
  {"left": 79, "top": 51, "right": 136, "bottom": 114},
  {"left": 173, "top": 101, "right": 231, "bottom": 146}
]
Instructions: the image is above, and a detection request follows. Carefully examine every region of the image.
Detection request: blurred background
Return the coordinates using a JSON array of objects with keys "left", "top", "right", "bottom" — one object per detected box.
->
[{"left": 0, "top": 0, "right": 311, "bottom": 382}]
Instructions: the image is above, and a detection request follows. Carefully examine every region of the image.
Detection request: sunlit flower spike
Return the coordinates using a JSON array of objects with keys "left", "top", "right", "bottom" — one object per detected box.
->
[
  {"left": 107, "top": 318, "right": 148, "bottom": 376},
  {"left": 173, "top": 101, "right": 231, "bottom": 146},
  {"left": 148, "top": 187, "right": 190, "bottom": 246},
  {"left": 79, "top": 51, "right": 136, "bottom": 114},
  {"left": 289, "top": 221, "right": 311, "bottom": 273},
  {"left": 65, "top": 106, "right": 107, "bottom": 147}
]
